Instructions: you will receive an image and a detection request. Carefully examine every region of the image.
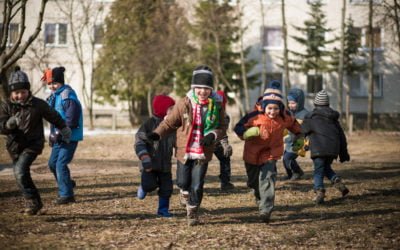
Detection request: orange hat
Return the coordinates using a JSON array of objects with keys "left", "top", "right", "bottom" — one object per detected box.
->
[{"left": 41, "top": 68, "right": 52, "bottom": 84}]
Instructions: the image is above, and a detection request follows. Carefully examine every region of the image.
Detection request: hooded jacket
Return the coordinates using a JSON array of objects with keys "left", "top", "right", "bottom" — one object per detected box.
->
[
  {"left": 284, "top": 88, "right": 309, "bottom": 153},
  {"left": 301, "top": 106, "right": 349, "bottom": 160},
  {"left": 0, "top": 95, "right": 66, "bottom": 160}
]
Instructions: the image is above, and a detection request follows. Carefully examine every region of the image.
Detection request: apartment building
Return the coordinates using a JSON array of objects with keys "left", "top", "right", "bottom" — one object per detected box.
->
[{"left": 1, "top": 0, "right": 399, "bottom": 128}]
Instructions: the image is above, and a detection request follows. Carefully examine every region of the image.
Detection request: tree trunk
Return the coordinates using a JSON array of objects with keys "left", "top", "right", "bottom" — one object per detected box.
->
[
  {"left": 338, "top": 0, "right": 346, "bottom": 119},
  {"left": 259, "top": 0, "right": 267, "bottom": 96},
  {"left": 237, "top": 0, "right": 250, "bottom": 112},
  {"left": 394, "top": 0, "right": 400, "bottom": 54},
  {"left": 367, "top": 0, "right": 374, "bottom": 132},
  {"left": 281, "top": 0, "right": 291, "bottom": 95}
]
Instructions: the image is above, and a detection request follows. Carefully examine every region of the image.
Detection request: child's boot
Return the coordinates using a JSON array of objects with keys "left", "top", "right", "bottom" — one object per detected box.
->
[
  {"left": 313, "top": 189, "right": 325, "bottom": 204},
  {"left": 333, "top": 177, "right": 349, "bottom": 197},
  {"left": 179, "top": 189, "right": 189, "bottom": 207},
  {"left": 186, "top": 204, "right": 199, "bottom": 226},
  {"left": 23, "top": 197, "right": 43, "bottom": 215},
  {"left": 157, "top": 196, "right": 173, "bottom": 217},
  {"left": 137, "top": 185, "right": 147, "bottom": 200}
]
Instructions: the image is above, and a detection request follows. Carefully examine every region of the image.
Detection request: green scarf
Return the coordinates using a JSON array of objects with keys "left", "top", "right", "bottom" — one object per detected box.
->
[{"left": 192, "top": 90, "right": 220, "bottom": 135}]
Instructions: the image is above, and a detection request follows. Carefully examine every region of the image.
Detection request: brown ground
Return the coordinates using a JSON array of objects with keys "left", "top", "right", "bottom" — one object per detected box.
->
[{"left": 0, "top": 131, "right": 399, "bottom": 249}]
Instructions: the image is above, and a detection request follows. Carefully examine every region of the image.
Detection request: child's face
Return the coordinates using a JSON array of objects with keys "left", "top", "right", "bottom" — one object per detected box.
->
[
  {"left": 265, "top": 103, "right": 280, "bottom": 119},
  {"left": 194, "top": 87, "right": 212, "bottom": 102},
  {"left": 10, "top": 89, "right": 29, "bottom": 103},
  {"left": 288, "top": 100, "right": 298, "bottom": 111},
  {"left": 48, "top": 82, "right": 63, "bottom": 92}
]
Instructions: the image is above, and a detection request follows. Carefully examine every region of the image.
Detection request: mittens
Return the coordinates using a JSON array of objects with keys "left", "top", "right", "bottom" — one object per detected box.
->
[
  {"left": 5, "top": 116, "right": 20, "bottom": 130},
  {"left": 200, "top": 133, "right": 215, "bottom": 146},
  {"left": 220, "top": 138, "right": 233, "bottom": 157},
  {"left": 59, "top": 127, "right": 72, "bottom": 144},
  {"left": 292, "top": 138, "right": 305, "bottom": 152},
  {"left": 243, "top": 127, "right": 260, "bottom": 140},
  {"left": 146, "top": 132, "right": 160, "bottom": 141},
  {"left": 141, "top": 155, "right": 152, "bottom": 171}
]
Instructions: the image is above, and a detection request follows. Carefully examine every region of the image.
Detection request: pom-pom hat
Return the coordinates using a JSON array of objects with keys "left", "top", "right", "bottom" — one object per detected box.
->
[{"left": 8, "top": 66, "right": 30, "bottom": 92}]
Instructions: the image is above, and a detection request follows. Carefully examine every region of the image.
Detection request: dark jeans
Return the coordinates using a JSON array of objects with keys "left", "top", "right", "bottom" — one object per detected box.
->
[
  {"left": 176, "top": 160, "right": 208, "bottom": 207},
  {"left": 214, "top": 146, "right": 231, "bottom": 185},
  {"left": 283, "top": 151, "right": 303, "bottom": 178},
  {"left": 48, "top": 141, "right": 78, "bottom": 198},
  {"left": 313, "top": 157, "right": 337, "bottom": 190},
  {"left": 13, "top": 152, "right": 40, "bottom": 200},
  {"left": 245, "top": 161, "right": 277, "bottom": 214},
  {"left": 141, "top": 171, "right": 173, "bottom": 198}
]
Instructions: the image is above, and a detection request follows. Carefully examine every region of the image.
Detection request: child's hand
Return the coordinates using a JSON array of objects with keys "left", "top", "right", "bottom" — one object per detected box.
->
[
  {"left": 5, "top": 116, "right": 20, "bottom": 130},
  {"left": 141, "top": 155, "right": 152, "bottom": 172},
  {"left": 200, "top": 133, "right": 215, "bottom": 146},
  {"left": 292, "top": 138, "right": 304, "bottom": 151},
  {"left": 220, "top": 138, "right": 233, "bottom": 157},
  {"left": 243, "top": 127, "right": 260, "bottom": 140}
]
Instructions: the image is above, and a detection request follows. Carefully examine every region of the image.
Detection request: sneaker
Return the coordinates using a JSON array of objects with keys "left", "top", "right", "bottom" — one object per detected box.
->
[
  {"left": 187, "top": 204, "right": 199, "bottom": 226},
  {"left": 221, "top": 182, "right": 235, "bottom": 191},
  {"left": 260, "top": 212, "right": 271, "bottom": 223},
  {"left": 290, "top": 170, "right": 304, "bottom": 180},
  {"left": 24, "top": 198, "right": 43, "bottom": 215},
  {"left": 333, "top": 177, "right": 349, "bottom": 197},
  {"left": 179, "top": 190, "right": 189, "bottom": 207},
  {"left": 137, "top": 185, "right": 147, "bottom": 200},
  {"left": 54, "top": 196, "right": 75, "bottom": 205},
  {"left": 313, "top": 189, "right": 325, "bottom": 205}
]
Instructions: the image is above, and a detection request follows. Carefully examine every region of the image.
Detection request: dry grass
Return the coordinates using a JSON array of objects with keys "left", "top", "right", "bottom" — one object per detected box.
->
[{"left": 0, "top": 132, "right": 399, "bottom": 249}]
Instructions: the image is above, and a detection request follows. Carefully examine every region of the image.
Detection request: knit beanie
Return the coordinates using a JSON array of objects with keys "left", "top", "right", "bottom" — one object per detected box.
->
[
  {"left": 314, "top": 90, "right": 329, "bottom": 106},
  {"left": 191, "top": 65, "right": 213, "bottom": 90},
  {"left": 8, "top": 66, "right": 30, "bottom": 92},
  {"left": 216, "top": 90, "right": 227, "bottom": 109},
  {"left": 152, "top": 95, "right": 175, "bottom": 118},
  {"left": 262, "top": 80, "right": 284, "bottom": 110},
  {"left": 52, "top": 66, "right": 65, "bottom": 84}
]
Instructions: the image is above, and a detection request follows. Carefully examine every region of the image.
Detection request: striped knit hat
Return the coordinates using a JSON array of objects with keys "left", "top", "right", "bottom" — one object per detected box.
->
[
  {"left": 262, "top": 80, "right": 284, "bottom": 109},
  {"left": 314, "top": 90, "right": 329, "bottom": 106},
  {"left": 191, "top": 65, "right": 214, "bottom": 90}
]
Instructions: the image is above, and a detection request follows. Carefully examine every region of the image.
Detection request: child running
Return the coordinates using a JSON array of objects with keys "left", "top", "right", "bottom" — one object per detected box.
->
[
  {"left": 234, "top": 80, "right": 301, "bottom": 223},
  {"left": 134, "top": 95, "right": 176, "bottom": 217}
]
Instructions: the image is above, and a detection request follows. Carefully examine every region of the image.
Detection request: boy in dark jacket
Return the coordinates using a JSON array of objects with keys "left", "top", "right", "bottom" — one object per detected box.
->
[
  {"left": 134, "top": 95, "right": 176, "bottom": 217},
  {"left": 301, "top": 90, "right": 350, "bottom": 204},
  {"left": 0, "top": 67, "right": 70, "bottom": 215}
]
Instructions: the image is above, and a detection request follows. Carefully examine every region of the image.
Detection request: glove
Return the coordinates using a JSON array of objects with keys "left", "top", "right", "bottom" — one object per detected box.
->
[
  {"left": 220, "top": 138, "right": 233, "bottom": 157},
  {"left": 146, "top": 132, "right": 160, "bottom": 141},
  {"left": 49, "top": 130, "right": 62, "bottom": 146},
  {"left": 141, "top": 155, "right": 152, "bottom": 172},
  {"left": 243, "top": 127, "right": 260, "bottom": 140},
  {"left": 5, "top": 116, "right": 20, "bottom": 130},
  {"left": 59, "top": 127, "right": 72, "bottom": 144},
  {"left": 200, "top": 133, "right": 215, "bottom": 146},
  {"left": 292, "top": 138, "right": 305, "bottom": 152},
  {"left": 339, "top": 151, "right": 350, "bottom": 163}
]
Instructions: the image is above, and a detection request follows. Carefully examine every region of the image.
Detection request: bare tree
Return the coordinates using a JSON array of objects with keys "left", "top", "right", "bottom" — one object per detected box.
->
[
  {"left": 237, "top": 0, "right": 250, "bottom": 112},
  {"left": 55, "top": 0, "right": 105, "bottom": 130},
  {"left": 0, "top": 0, "right": 48, "bottom": 98},
  {"left": 367, "top": 0, "right": 375, "bottom": 132}
]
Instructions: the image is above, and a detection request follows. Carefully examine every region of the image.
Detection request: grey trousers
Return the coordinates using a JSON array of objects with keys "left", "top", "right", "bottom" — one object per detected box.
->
[{"left": 245, "top": 160, "right": 277, "bottom": 214}]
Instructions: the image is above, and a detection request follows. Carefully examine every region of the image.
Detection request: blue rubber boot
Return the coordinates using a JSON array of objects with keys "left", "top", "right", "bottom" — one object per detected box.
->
[
  {"left": 137, "top": 185, "right": 147, "bottom": 200},
  {"left": 157, "top": 197, "right": 172, "bottom": 217}
]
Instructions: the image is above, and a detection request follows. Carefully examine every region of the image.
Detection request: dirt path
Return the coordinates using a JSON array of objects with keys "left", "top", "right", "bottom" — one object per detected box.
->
[{"left": 0, "top": 132, "right": 399, "bottom": 248}]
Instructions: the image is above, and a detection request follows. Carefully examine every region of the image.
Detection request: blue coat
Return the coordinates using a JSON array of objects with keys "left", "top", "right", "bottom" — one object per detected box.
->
[{"left": 48, "top": 85, "right": 83, "bottom": 141}]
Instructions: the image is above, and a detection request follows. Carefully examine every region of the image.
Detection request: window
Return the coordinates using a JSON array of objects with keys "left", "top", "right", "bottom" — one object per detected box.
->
[
  {"left": 307, "top": 75, "right": 323, "bottom": 94},
  {"left": 351, "top": 26, "right": 383, "bottom": 50},
  {"left": 263, "top": 27, "right": 282, "bottom": 49},
  {"left": 94, "top": 24, "right": 104, "bottom": 45},
  {"left": 349, "top": 74, "right": 383, "bottom": 97},
  {"left": 45, "top": 23, "right": 67, "bottom": 46},
  {"left": 349, "top": 0, "right": 382, "bottom": 4},
  {"left": 0, "top": 23, "right": 19, "bottom": 46},
  {"left": 263, "top": 73, "right": 283, "bottom": 90}
]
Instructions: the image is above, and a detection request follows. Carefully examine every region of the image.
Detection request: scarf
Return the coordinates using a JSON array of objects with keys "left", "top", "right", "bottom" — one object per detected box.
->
[{"left": 184, "top": 90, "right": 220, "bottom": 160}]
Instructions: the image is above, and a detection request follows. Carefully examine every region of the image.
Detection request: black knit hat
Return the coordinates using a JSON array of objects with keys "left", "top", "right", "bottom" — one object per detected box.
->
[
  {"left": 191, "top": 65, "right": 213, "bottom": 90},
  {"left": 8, "top": 66, "right": 30, "bottom": 92},
  {"left": 52, "top": 66, "right": 65, "bottom": 84}
]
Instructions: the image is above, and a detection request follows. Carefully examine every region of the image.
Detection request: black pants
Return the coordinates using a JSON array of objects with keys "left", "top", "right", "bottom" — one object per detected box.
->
[
  {"left": 214, "top": 146, "right": 231, "bottom": 185},
  {"left": 176, "top": 160, "right": 208, "bottom": 207},
  {"left": 13, "top": 152, "right": 40, "bottom": 200},
  {"left": 141, "top": 171, "right": 173, "bottom": 198}
]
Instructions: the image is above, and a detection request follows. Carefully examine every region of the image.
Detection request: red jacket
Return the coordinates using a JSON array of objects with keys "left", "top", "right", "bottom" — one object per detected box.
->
[{"left": 242, "top": 111, "right": 301, "bottom": 165}]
